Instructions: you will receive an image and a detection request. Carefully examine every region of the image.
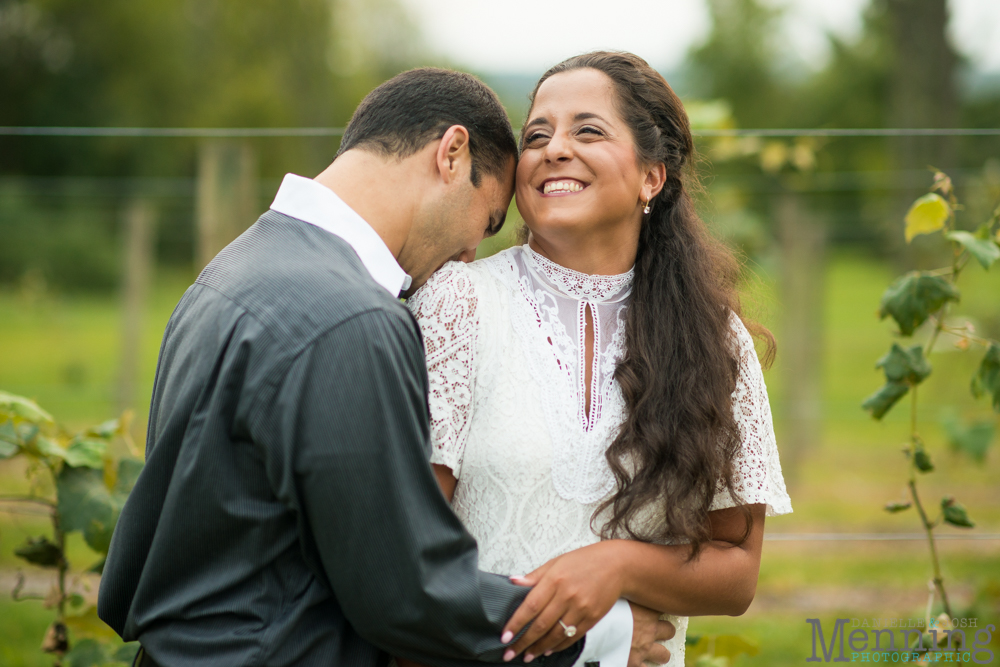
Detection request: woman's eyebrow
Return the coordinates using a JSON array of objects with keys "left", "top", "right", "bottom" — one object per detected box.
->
[
  {"left": 574, "top": 112, "right": 608, "bottom": 123},
  {"left": 524, "top": 116, "right": 550, "bottom": 130}
]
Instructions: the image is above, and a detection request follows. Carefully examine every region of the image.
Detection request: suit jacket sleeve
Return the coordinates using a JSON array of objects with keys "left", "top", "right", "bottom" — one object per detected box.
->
[{"left": 262, "top": 307, "right": 584, "bottom": 667}]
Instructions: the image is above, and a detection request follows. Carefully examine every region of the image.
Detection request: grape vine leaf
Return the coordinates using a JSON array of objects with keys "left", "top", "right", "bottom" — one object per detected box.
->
[
  {"left": 946, "top": 230, "right": 1000, "bottom": 270},
  {"left": 971, "top": 343, "right": 1000, "bottom": 412},
  {"left": 56, "top": 458, "right": 143, "bottom": 554},
  {"left": 878, "top": 272, "right": 960, "bottom": 336},
  {"left": 940, "top": 496, "right": 974, "bottom": 528},
  {"left": 63, "top": 438, "right": 107, "bottom": 469},
  {"left": 942, "top": 414, "right": 994, "bottom": 463},
  {"left": 862, "top": 382, "right": 909, "bottom": 420},
  {"left": 879, "top": 344, "right": 932, "bottom": 384},
  {"left": 905, "top": 193, "right": 950, "bottom": 242},
  {"left": 0, "top": 391, "right": 54, "bottom": 423},
  {"left": 913, "top": 440, "right": 934, "bottom": 472},
  {"left": 14, "top": 536, "right": 63, "bottom": 568},
  {"left": 0, "top": 421, "right": 18, "bottom": 458},
  {"left": 85, "top": 418, "right": 121, "bottom": 439},
  {"left": 862, "top": 345, "right": 931, "bottom": 419}
]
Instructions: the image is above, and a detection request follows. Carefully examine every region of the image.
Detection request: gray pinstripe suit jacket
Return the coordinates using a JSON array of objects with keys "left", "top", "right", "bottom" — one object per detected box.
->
[{"left": 98, "top": 211, "right": 585, "bottom": 667}]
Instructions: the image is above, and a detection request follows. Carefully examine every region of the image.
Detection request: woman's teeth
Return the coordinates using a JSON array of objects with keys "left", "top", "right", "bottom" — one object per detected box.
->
[{"left": 543, "top": 180, "right": 584, "bottom": 194}]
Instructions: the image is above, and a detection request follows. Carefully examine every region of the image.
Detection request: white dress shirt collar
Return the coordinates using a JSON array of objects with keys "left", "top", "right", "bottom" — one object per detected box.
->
[{"left": 269, "top": 173, "right": 412, "bottom": 296}]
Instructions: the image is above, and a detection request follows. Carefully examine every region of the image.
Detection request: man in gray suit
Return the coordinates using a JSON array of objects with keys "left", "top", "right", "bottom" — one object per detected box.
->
[{"left": 99, "top": 68, "right": 668, "bottom": 667}]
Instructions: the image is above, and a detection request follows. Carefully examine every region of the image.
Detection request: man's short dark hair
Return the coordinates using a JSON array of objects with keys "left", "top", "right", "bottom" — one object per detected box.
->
[{"left": 336, "top": 68, "right": 517, "bottom": 187}]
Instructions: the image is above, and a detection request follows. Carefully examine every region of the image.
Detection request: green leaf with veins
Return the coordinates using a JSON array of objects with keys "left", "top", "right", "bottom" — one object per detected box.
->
[
  {"left": 879, "top": 273, "right": 960, "bottom": 336},
  {"left": 946, "top": 230, "right": 1000, "bottom": 270},
  {"left": 971, "top": 343, "right": 1000, "bottom": 412}
]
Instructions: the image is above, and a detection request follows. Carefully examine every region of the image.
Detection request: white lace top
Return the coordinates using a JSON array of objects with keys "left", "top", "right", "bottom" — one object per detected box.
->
[{"left": 407, "top": 245, "right": 792, "bottom": 666}]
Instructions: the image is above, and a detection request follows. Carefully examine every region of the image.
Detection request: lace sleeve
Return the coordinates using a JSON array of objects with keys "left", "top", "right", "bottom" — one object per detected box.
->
[
  {"left": 709, "top": 316, "right": 793, "bottom": 516},
  {"left": 405, "top": 263, "right": 480, "bottom": 479}
]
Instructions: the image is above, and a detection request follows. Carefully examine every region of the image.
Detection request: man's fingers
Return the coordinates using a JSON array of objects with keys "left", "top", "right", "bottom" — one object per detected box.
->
[
  {"left": 655, "top": 619, "right": 676, "bottom": 642},
  {"left": 647, "top": 645, "right": 671, "bottom": 664},
  {"left": 502, "top": 584, "right": 556, "bottom": 653},
  {"left": 522, "top": 616, "right": 590, "bottom": 662},
  {"left": 508, "top": 599, "right": 570, "bottom": 658}
]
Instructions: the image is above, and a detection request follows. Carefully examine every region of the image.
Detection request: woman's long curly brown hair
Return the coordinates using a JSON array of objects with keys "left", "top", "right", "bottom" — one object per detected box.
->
[{"left": 523, "top": 51, "right": 775, "bottom": 557}]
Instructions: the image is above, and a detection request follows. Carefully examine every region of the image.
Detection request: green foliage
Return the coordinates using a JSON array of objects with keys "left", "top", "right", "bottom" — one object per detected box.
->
[
  {"left": 912, "top": 438, "right": 934, "bottom": 473},
  {"left": 863, "top": 171, "right": 998, "bottom": 619},
  {"left": 878, "top": 273, "right": 961, "bottom": 337},
  {"left": 1, "top": 390, "right": 142, "bottom": 660},
  {"left": 905, "top": 193, "right": 950, "bottom": 242},
  {"left": 861, "top": 380, "right": 909, "bottom": 420},
  {"left": 14, "top": 537, "right": 63, "bottom": 568},
  {"left": 940, "top": 497, "right": 974, "bottom": 528},
  {"left": 942, "top": 414, "right": 995, "bottom": 462},
  {"left": 947, "top": 229, "right": 1000, "bottom": 270},
  {"left": 861, "top": 344, "right": 931, "bottom": 419},
  {"left": 971, "top": 343, "right": 1000, "bottom": 412}
]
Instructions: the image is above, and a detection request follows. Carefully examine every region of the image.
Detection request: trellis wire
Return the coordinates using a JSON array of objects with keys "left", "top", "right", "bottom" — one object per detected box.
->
[{"left": 1, "top": 126, "right": 999, "bottom": 138}]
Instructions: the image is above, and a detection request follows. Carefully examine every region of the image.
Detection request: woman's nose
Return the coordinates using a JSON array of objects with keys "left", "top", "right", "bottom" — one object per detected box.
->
[{"left": 544, "top": 131, "right": 573, "bottom": 162}]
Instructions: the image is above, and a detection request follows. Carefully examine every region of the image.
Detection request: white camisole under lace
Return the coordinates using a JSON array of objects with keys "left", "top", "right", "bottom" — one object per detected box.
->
[{"left": 406, "top": 245, "right": 792, "bottom": 666}]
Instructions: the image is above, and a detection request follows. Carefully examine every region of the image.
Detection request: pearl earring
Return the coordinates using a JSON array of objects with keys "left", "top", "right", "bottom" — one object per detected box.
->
[{"left": 643, "top": 199, "right": 651, "bottom": 215}]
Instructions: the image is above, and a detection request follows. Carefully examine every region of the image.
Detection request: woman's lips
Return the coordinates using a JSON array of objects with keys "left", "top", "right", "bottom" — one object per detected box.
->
[{"left": 540, "top": 179, "right": 588, "bottom": 196}]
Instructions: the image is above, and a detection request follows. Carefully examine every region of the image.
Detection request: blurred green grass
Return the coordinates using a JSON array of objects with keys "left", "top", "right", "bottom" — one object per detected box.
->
[{"left": 0, "top": 251, "right": 998, "bottom": 665}]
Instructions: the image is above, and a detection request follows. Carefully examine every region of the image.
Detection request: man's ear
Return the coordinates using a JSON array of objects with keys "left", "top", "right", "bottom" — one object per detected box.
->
[
  {"left": 435, "top": 125, "right": 472, "bottom": 185},
  {"left": 641, "top": 162, "right": 667, "bottom": 202}
]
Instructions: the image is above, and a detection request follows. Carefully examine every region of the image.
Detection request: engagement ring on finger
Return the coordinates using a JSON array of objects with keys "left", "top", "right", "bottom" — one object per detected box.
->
[{"left": 558, "top": 620, "right": 577, "bottom": 638}]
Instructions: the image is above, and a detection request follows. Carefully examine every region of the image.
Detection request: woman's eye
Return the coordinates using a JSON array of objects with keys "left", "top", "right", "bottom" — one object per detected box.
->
[
  {"left": 525, "top": 132, "right": 548, "bottom": 143},
  {"left": 579, "top": 126, "right": 604, "bottom": 136}
]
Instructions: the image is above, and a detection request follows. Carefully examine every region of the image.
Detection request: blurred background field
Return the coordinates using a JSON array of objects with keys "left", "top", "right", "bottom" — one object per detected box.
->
[{"left": 2, "top": 0, "right": 999, "bottom": 665}]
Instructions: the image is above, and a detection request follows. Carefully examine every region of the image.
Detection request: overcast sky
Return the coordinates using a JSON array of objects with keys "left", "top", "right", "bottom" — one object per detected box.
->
[{"left": 398, "top": 0, "right": 1000, "bottom": 75}]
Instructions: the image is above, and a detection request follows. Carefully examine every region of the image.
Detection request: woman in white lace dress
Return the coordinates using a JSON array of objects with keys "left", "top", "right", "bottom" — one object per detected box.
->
[{"left": 407, "top": 52, "right": 792, "bottom": 667}]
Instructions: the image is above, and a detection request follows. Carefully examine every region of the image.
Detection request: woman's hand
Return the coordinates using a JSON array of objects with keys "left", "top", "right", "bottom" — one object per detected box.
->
[
  {"left": 627, "top": 602, "right": 674, "bottom": 667},
  {"left": 501, "top": 541, "right": 626, "bottom": 662}
]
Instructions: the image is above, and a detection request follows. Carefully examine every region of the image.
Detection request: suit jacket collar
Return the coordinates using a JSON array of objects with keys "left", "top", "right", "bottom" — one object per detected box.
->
[{"left": 270, "top": 173, "right": 412, "bottom": 296}]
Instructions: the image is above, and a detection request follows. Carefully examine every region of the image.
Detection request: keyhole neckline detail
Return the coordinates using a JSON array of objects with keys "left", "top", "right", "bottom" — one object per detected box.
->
[{"left": 522, "top": 244, "right": 634, "bottom": 303}]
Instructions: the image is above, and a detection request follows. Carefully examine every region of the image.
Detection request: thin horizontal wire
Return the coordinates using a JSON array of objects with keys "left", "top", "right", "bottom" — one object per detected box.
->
[
  {"left": 765, "top": 533, "right": 1000, "bottom": 542},
  {"left": 1, "top": 126, "right": 998, "bottom": 138},
  {"left": 695, "top": 128, "right": 1000, "bottom": 137},
  {"left": 0, "top": 126, "right": 347, "bottom": 137}
]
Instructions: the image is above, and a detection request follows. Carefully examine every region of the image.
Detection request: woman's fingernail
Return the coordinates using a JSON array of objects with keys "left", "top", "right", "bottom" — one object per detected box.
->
[
  {"left": 503, "top": 650, "right": 515, "bottom": 662},
  {"left": 545, "top": 651, "right": 553, "bottom": 656},
  {"left": 525, "top": 654, "right": 535, "bottom": 663},
  {"left": 502, "top": 631, "right": 513, "bottom": 644}
]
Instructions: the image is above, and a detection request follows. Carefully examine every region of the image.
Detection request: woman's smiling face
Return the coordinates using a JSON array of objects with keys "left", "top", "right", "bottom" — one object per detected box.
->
[{"left": 516, "top": 68, "right": 647, "bottom": 241}]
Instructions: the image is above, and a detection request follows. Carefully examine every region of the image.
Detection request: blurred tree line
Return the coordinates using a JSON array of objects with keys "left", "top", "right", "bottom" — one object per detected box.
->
[
  {"left": 1, "top": 0, "right": 999, "bottom": 294},
  {"left": 0, "top": 0, "right": 425, "bottom": 289}
]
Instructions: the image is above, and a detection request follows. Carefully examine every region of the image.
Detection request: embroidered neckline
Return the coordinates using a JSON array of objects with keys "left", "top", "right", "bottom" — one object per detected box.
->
[{"left": 522, "top": 245, "right": 633, "bottom": 303}]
